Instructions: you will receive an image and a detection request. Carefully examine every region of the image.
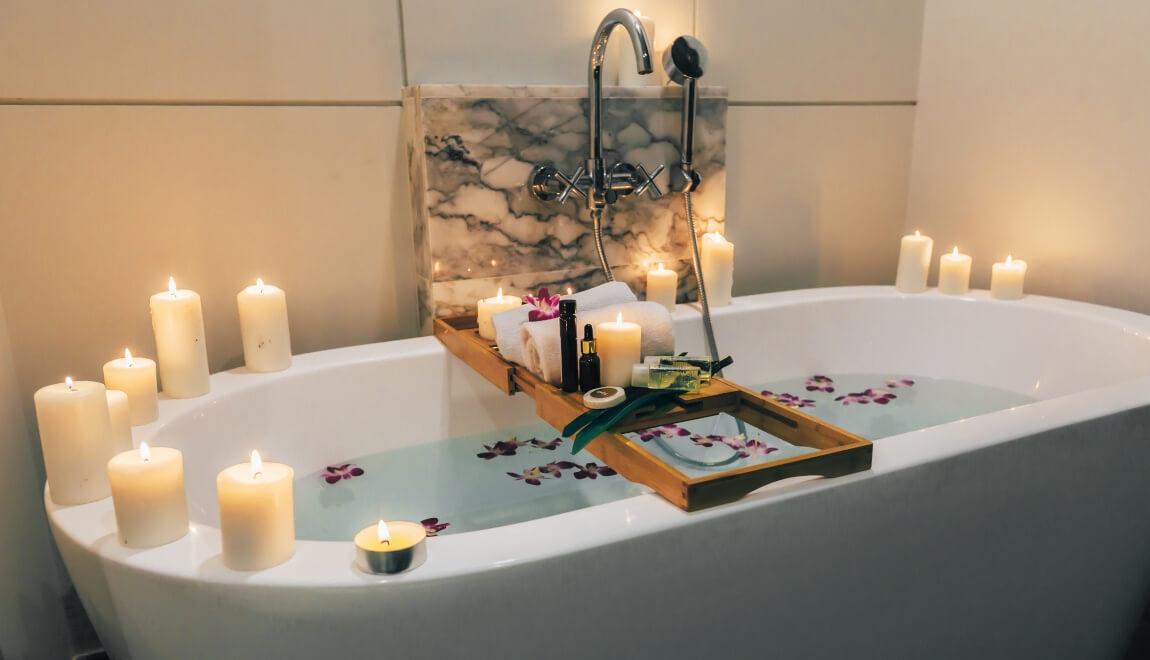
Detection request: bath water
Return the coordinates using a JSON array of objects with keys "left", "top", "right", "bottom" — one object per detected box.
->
[{"left": 293, "top": 374, "right": 1035, "bottom": 539}]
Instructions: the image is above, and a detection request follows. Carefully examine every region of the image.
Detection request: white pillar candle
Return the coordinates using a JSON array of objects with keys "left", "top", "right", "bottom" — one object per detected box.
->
[
  {"left": 476, "top": 288, "right": 522, "bottom": 341},
  {"left": 700, "top": 233, "right": 735, "bottom": 307},
  {"left": 34, "top": 378, "right": 115, "bottom": 505},
  {"left": 596, "top": 312, "right": 642, "bottom": 387},
  {"left": 895, "top": 230, "right": 934, "bottom": 293},
  {"left": 106, "top": 390, "right": 132, "bottom": 453},
  {"left": 107, "top": 442, "right": 188, "bottom": 548},
  {"left": 646, "top": 262, "right": 678, "bottom": 312},
  {"left": 150, "top": 277, "right": 209, "bottom": 398},
  {"left": 938, "top": 247, "right": 973, "bottom": 295},
  {"left": 613, "top": 11, "right": 658, "bottom": 86},
  {"left": 237, "top": 278, "right": 292, "bottom": 373},
  {"left": 217, "top": 451, "right": 295, "bottom": 570},
  {"left": 103, "top": 349, "right": 159, "bottom": 426},
  {"left": 991, "top": 255, "right": 1028, "bottom": 300}
]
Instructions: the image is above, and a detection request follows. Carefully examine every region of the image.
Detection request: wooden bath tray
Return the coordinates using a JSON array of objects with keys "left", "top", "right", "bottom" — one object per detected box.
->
[{"left": 435, "top": 315, "right": 872, "bottom": 511}]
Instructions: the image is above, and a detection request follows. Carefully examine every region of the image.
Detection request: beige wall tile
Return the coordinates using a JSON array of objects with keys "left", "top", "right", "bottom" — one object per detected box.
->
[
  {"left": 725, "top": 105, "right": 916, "bottom": 294},
  {"left": 0, "top": 0, "right": 405, "bottom": 101},
  {"left": 697, "top": 0, "right": 924, "bottom": 102},
  {"left": 0, "top": 105, "right": 415, "bottom": 396},
  {"left": 907, "top": 0, "right": 1150, "bottom": 311},
  {"left": 403, "top": 0, "right": 693, "bottom": 84}
]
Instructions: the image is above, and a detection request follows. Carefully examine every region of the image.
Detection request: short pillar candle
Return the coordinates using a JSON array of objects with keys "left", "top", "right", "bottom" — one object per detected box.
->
[
  {"left": 596, "top": 312, "right": 642, "bottom": 387},
  {"left": 646, "top": 263, "right": 678, "bottom": 312},
  {"left": 991, "top": 255, "right": 1028, "bottom": 300},
  {"left": 103, "top": 349, "right": 159, "bottom": 426},
  {"left": 895, "top": 230, "right": 934, "bottom": 293},
  {"left": 237, "top": 278, "right": 292, "bottom": 372},
  {"left": 106, "top": 390, "right": 133, "bottom": 453},
  {"left": 476, "top": 288, "right": 522, "bottom": 341},
  {"left": 217, "top": 451, "right": 295, "bottom": 570},
  {"left": 34, "top": 378, "right": 115, "bottom": 505},
  {"left": 107, "top": 443, "right": 189, "bottom": 548},
  {"left": 938, "top": 247, "right": 973, "bottom": 295},
  {"left": 150, "top": 277, "right": 210, "bottom": 398}
]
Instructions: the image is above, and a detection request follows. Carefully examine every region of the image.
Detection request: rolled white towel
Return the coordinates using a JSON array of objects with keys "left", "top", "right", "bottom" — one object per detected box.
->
[
  {"left": 520, "top": 301, "right": 674, "bottom": 385},
  {"left": 493, "top": 281, "right": 636, "bottom": 366}
]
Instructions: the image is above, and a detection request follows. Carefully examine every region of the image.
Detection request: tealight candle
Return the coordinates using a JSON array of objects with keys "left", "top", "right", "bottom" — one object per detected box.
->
[
  {"left": 216, "top": 451, "right": 295, "bottom": 570},
  {"left": 700, "top": 233, "right": 735, "bottom": 307},
  {"left": 107, "top": 442, "right": 189, "bottom": 548},
  {"left": 354, "top": 520, "right": 428, "bottom": 575},
  {"left": 646, "top": 263, "right": 678, "bottom": 312},
  {"left": 34, "top": 378, "right": 115, "bottom": 505},
  {"left": 237, "top": 278, "right": 292, "bottom": 372},
  {"left": 476, "top": 288, "right": 522, "bottom": 341},
  {"left": 105, "top": 389, "right": 133, "bottom": 453},
  {"left": 150, "top": 277, "right": 209, "bottom": 398},
  {"left": 895, "top": 230, "right": 934, "bottom": 293},
  {"left": 596, "top": 312, "right": 642, "bottom": 387},
  {"left": 103, "top": 349, "right": 159, "bottom": 425},
  {"left": 991, "top": 255, "right": 1028, "bottom": 300},
  {"left": 938, "top": 247, "right": 973, "bottom": 295}
]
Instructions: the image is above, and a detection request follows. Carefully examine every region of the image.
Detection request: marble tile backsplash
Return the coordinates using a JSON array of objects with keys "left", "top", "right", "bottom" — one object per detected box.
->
[{"left": 404, "top": 84, "right": 727, "bottom": 328}]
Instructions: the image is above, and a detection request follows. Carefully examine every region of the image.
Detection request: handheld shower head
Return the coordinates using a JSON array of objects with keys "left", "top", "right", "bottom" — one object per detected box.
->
[{"left": 662, "top": 35, "right": 708, "bottom": 84}]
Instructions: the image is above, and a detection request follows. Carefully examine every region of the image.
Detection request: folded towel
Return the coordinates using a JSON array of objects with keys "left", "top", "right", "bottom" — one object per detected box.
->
[
  {"left": 494, "top": 281, "right": 636, "bottom": 366},
  {"left": 520, "top": 301, "right": 675, "bottom": 385}
]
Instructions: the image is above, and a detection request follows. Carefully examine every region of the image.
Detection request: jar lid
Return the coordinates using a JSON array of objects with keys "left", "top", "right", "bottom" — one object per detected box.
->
[{"left": 582, "top": 386, "right": 626, "bottom": 409}]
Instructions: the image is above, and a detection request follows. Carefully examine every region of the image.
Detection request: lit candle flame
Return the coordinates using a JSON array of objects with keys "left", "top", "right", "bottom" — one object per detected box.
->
[
  {"left": 64, "top": 376, "right": 75, "bottom": 391},
  {"left": 656, "top": 262, "right": 665, "bottom": 272},
  {"left": 616, "top": 311, "right": 624, "bottom": 325},
  {"left": 124, "top": 348, "right": 134, "bottom": 366},
  {"left": 1006, "top": 254, "right": 1013, "bottom": 266},
  {"left": 250, "top": 450, "right": 263, "bottom": 478},
  {"left": 377, "top": 519, "right": 391, "bottom": 545},
  {"left": 433, "top": 261, "right": 441, "bottom": 274},
  {"left": 168, "top": 276, "right": 177, "bottom": 294},
  {"left": 915, "top": 229, "right": 921, "bottom": 238},
  {"left": 496, "top": 287, "right": 504, "bottom": 303},
  {"left": 490, "top": 259, "right": 497, "bottom": 267},
  {"left": 952, "top": 246, "right": 959, "bottom": 256},
  {"left": 256, "top": 277, "right": 265, "bottom": 293},
  {"left": 139, "top": 441, "right": 151, "bottom": 462},
  {"left": 566, "top": 287, "right": 573, "bottom": 296}
]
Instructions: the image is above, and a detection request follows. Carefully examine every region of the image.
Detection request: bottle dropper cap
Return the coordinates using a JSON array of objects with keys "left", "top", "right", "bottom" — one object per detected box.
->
[{"left": 581, "top": 324, "right": 596, "bottom": 354}]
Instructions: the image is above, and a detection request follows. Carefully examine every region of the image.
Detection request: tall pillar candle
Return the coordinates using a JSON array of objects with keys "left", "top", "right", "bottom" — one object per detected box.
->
[
  {"left": 991, "top": 255, "right": 1028, "bottom": 300},
  {"left": 237, "top": 279, "right": 292, "bottom": 372},
  {"left": 596, "top": 312, "right": 642, "bottom": 387},
  {"left": 34, "top": 378, "right": 115, "bottom": 505},
  {"left": 646, "top": 263, "right": 678, "bottom": 312},
  {"left": 700, "top": 233, "right": 735, "bottom": 307},
  {"left": 107, "top": 443, "right": 189, "bottom": 548},
  {"left": 895, "top": 230, "right": 933, "bottom": 293},
  {"left": 103, "top": 349, "right": 158, "bottom": 425},
  {"left": 476, "top": 288, "right": 522, "bottom": 341},
  {"left": 217, "top": 451, "right": 295, "bottom": 570},
  {"left": 106, "top": 390, "right": 132, "bottom": 453},
  {"left": 938, "top": 247, "right": 973, "bottom": 295},
  {"left": 150, "top": 277, "right": 209, "bottom": 398}
]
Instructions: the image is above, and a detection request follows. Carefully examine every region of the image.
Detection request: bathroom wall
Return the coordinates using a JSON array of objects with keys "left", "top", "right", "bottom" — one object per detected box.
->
[
  {"left": 0, "top": 1, "right": 924, "bottom": 656},
  {"left": 906, "top": 0, "right": 1150, "bottom": 311}
]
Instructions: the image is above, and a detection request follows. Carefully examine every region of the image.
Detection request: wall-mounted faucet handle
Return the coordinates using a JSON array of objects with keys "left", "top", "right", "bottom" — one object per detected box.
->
[
  {"left": 555, "top": 166, "right": 587, "bottom": 204},
  {"left": 634, "top": 163, "right": 665, "bottom": 199},
  {"left": 528, "top": 163, "right": 587, "bottom": 204}
]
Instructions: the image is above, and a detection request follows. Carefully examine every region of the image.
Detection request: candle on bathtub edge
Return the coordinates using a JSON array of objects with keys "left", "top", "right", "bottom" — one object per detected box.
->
[
  {"left": 596, "top": 312, "right": 642, "bottom": 387},
  {"left": 476, "top": 288, "right": 522, "bottom": 341},
  {"left": 34, "top": 378, "right": 115, "bottom": 505},
  {"left": 646, "top": 263, "right": 678, "bottom": 312},
  {"left": 106, "top": 390, "right": 132, "bottom": 453},
  {"left": 108, "top": 442, "right": 189, "bottom": 548},
  {"left": 895, "top": 230, "right": 933, "bottom": 293},
  {"left": 700, "top": 233, "right": 735, "bottom": 307},
  {"left": 103, "top": 349, "right": 159, "bottom": 426},
  {"left": 991, "top": 255, "right": 1028, "bottom": 300},
  {"left": 938, "top": 247, "right": 973, "bottom": 295},
  {"left": 237, "top": 278, "right": 292, "bottom": 372},
  {"left": 217, "top": 450, "right": 295, "bottom": 571},
  {"left": 354, "top": 520, "right": 428, "bottom": 575},
  {"left": 150, "top": 277, "right": 209, "bottom": 398},
  {"left": 611, "top": 11, "right": 657, "bottom": 86}
]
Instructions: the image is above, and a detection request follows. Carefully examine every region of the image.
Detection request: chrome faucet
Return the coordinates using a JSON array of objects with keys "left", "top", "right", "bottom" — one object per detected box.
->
[{"left": 529, "top": 8, "right": 665, "bottom": 209}]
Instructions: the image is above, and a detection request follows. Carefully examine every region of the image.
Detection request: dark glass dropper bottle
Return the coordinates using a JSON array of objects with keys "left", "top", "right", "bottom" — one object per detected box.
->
[
  {"left": 579, "top": 324, "right": 601, "bottom": 392},
  {"left": 559, "top": 299, "right": 579, "bottom": 392}
]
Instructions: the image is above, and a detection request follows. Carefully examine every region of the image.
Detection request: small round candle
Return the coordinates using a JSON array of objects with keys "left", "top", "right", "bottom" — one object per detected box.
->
[
  {"left": 150, "top": 277, "right": 210, "bottom": 398},
  {"left": 216, "top": 450, "right": 295, "bottom": 571},
  {"left": 646, "top": 263, "right": 678, "bottom": 312},
  {"left": 34, "top": 378, "right": 115, "bottom": 505},
  {"left": 237, "top": 278, "right": 292, "bottom": 373},
  {"left": 895, "top": 229, "right": 934, "bottom": 293},
  {"left": 103, "top": 349, "right": 159, "bottom": 426},
  {"left": 107, "top": 442, "right": 189, "bottom": 548},
  {"left": 991, "top": 255, "right": 1028, "bottom": 300},
  {"left": 476, "top": 288, "right": 522, "bottom": 341},
  {"left": 596, "top": 312, "right": 642, "bottom": 387},
  {"left": 105, "top": 389, "right": 133, "bottom": 453},
  {"left": 938, "top": 246, "right": 973, "bottom": 295},
  {"left": 700, "top": 233, "right": 735, "bottom": 307},
  {"left": 354, "top": 520, "right": 428, "bottom": 575}
]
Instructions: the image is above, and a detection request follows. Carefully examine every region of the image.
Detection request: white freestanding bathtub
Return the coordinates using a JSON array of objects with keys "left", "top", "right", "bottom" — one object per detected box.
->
[{"left": 48, "top": 287, "right": 1150, "bottom": 659}]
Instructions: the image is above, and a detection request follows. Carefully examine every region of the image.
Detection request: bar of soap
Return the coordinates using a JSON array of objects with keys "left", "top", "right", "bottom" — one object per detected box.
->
[{"left": 583, "top": 386, "right": 626, "bottom": 409}]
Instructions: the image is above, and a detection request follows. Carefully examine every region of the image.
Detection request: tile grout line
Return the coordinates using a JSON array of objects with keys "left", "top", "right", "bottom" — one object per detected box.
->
[
  {"left": 0, "top": 99, "right": 404, "bottom": 107},
  {"left": 396, "top": 0, "right": 410, "bottom": 88},
  {"left": 730, "top": 100, "right": 917, "bottom": 107}
]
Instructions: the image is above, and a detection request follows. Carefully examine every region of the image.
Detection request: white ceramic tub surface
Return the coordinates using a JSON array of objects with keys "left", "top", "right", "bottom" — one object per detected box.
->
[{"left": 48, "top": 287, "right": 1150, "bottom": 659}]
